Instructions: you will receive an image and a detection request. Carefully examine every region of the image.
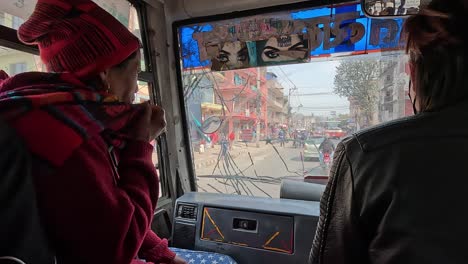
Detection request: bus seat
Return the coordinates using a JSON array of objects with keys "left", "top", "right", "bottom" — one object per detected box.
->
[
  {"left": 0, "top": 119, "right": 55, "bottom": 263},
  {"left": 280, "top": 179, "right": 325, "bottom": 202},
  {"left": 170, "top": 248, "right": 237, "bottom": 264}
]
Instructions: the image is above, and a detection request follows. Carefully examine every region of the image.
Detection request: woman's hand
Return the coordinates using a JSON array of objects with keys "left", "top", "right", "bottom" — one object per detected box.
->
[
  {"left": 149, "top": 104, "right": 167, "bottom": 139},
  {"left": 171, "top": 255, "right": 188, "bottom": 264},
  {"left": 127, "top": 102, "right": 166, "bottom": 142}
]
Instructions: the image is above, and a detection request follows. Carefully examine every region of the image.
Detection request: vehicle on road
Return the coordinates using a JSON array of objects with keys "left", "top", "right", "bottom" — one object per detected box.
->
[
  {"left": 303, "top": 137, "right": 324, "bottom": 161},
  {"left": 324, "top": 127, "right": 346, "bottom": 139}
]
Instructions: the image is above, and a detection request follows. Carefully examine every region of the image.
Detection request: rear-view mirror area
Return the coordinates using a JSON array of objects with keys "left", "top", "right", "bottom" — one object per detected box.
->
[{"left": 361, "top": 0, "right": 432, "bottom": 17}]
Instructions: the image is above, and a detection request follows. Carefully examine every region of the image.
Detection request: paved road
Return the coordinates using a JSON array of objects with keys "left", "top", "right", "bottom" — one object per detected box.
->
[{"left": 195, "top": 142, "right": 331, "bottom": 198}]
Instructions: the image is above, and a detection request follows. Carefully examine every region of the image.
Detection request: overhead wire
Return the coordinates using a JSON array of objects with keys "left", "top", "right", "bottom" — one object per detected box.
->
[
  {"left": 190, "top": 69, "right": 308, "bottom": 193},
  {"left": 278, "top": 66, "right": 297, "bottom": 89},
  {"left": 207, "top": 184, "right": 224, "bottom": 194},
  {"left": 227, "top": 151, "right": 270, "bottom": 197},
  {"left": 225, "top": 152, "right": 253, "bottom": 195},
  {"left": 197, "top": 184, "right": 209, "bottom": 193},
  {"left": 275, "top": 66, "right": 305, "bottom": 110},
  {"left": 181, "top": 45, "right": 318, "bottom": 196}
]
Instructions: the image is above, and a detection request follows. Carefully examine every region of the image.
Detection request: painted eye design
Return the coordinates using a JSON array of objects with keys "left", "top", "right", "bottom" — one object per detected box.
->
[
  {"left": 293, "top": 44, "right": 306, "bottom": 50},
  {"left": 217, "top": 54, "right": 229, "bottom": 63},
  {"left": 237, "top": 54, "right": 247, "bottom": 62},
  {"left": 264, "top": 50, "right": 280, "bottom": 59}
]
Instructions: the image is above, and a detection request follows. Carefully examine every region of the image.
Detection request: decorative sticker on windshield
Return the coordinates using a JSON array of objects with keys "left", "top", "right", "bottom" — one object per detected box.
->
[{"left": 179, "top": 3, "right": 406, "bottom": 71}]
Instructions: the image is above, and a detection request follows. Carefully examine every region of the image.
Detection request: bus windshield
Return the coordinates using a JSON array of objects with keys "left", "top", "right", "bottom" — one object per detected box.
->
[{"left": 177, "top": 2, "right": 410, "bottom": 198}]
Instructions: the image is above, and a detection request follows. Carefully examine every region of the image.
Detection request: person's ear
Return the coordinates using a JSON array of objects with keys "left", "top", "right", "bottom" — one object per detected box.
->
[
  {"left": 409, "top": 62, "right": 415, "bottom": 79},
  {"left": 98, "top": 70, "right": 111, "bottom": 91},
  {"left": 409, "top": 62, "right": 417, "bottom": 94}
]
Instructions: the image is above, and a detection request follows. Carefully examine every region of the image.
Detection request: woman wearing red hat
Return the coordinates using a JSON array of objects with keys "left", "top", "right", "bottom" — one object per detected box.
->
[{"left": 0, "top": 0, "right": 187, "bottom": 263}]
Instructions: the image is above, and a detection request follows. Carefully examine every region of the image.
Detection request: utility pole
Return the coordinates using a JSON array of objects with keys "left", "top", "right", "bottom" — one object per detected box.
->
[
  {"left": 256, "top": 68, "right": 261, "bottom": 148},
  {"left": 287, "top": 87, "right": 297, "bottom": 129}
]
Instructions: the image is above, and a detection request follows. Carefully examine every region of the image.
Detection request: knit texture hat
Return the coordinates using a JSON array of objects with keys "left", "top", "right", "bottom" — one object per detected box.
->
[{"left": 18, "top": 0, "right": 140, "bottom": 78}]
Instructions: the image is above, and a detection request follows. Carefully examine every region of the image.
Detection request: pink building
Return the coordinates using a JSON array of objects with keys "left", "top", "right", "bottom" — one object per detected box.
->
[{"left": 216, "top": 68, "right": 268, "bottom": 139}]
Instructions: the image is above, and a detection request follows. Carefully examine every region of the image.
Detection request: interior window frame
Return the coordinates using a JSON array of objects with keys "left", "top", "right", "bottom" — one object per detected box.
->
[{"left": 132, "top": 0, "right": 173, "bottom": 201}]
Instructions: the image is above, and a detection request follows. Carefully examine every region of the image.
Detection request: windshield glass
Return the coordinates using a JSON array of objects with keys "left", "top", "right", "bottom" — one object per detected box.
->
[{"left": 178, "top": 2, "right": 410, "bottom": 198}]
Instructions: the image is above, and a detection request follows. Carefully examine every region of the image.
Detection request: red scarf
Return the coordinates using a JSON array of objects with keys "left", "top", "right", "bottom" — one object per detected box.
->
[{"left": 0, "top": 70, "right": 145, "bottom": 167}]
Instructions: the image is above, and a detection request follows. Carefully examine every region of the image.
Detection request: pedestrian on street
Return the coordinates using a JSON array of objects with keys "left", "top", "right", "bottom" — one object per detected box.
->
[
  {"left": 210, "top": 132, "right": 219, "bottom": 148},
  {"left": 228, "top": 131, "right": 236, "bottom": 150},
  {"left": 292, "top": 130, "right": 298, "bottom": 148},
  {"left": 221, "top": 135, "right": 229, "bottom": 157},
  {"left": 279, "top": 129, "right": 286, "bottom": 147},
  {"left": 397, "top": 0, "right": 407, "bottom": 15},
  {"left": 265, "top": 134, "right": 273, "bottom": 145}
]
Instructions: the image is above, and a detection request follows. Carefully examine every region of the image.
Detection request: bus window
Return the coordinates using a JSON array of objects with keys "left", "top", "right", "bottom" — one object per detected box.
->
[
  {"left": 0, "top": 1, "right": 146, "bottom": 73},
  {"left": 135, "top": 80, "right": 151, "bottom": 103},
  {"left": 0, "top": 11, "right": 25, "bottom": 30},
  {"left": 0, "top": 46, "right": 45, "bottom": 74},
  {"left": 176, "top": 2, "right": 410, "bottom": 198}
]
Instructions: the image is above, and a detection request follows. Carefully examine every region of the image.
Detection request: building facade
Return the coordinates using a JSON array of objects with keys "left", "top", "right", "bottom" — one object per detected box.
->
[
  {"left": 215, "top": 68, "right": 268, "bottom": 139},
  {"left": 266, "top": 72, "right": 287, "bottom": 127},
  {"left": 378, "top": 56, "right": 412, "bottom": 123}
]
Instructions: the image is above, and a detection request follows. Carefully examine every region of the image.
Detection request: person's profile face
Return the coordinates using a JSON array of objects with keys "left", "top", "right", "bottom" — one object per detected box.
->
[
  {"left": 261, "top": 34, "right": 308, "bottom": 62},
  {"left": 107, "top": 50, "right": 141, "bottom": 103},
  {"left": 215, "top": 42, "right": 249, "bottom": 70}
]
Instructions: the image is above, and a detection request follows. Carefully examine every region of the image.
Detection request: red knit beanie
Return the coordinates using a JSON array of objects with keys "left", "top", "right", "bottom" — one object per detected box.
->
[{"left": 18, "top": 0, "right": 140, "bottom": 79}]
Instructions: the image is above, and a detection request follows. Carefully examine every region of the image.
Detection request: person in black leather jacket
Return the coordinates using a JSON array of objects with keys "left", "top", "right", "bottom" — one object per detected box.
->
[{"left": 310, "top": 0, "right": 468, "bottom": 263}]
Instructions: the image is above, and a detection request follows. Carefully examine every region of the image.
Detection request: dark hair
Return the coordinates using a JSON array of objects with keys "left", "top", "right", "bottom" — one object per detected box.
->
[
  {"left": 404, "top": 0, "right": 468, "bottom": 112},
  {"left": 113, "top": 50, "right": 139, "bottom": 69}
]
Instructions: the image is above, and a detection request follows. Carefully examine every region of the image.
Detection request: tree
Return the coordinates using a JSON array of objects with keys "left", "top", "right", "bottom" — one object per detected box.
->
[{"left": 334, "top": 59, "right": 381, "bottom": 128}]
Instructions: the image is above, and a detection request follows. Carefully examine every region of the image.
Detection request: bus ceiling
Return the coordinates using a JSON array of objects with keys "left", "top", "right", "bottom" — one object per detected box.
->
[
  {"left": 361, "top": 0, "right": 430, "bottom": 18},
  {"left": 166, "top": 0, "right": 354, "bottom": 22},
  {"left": 166, "top": 0, "right": 425, "bottom": 21}
]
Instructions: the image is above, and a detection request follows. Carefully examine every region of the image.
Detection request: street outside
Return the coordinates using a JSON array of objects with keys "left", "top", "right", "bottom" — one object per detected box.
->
[
  {"left": 183, "top": 55, "right": 412, "bottom": 199},
  {"left": 193, "top": 139, "right": 340, "bottom": 198}
]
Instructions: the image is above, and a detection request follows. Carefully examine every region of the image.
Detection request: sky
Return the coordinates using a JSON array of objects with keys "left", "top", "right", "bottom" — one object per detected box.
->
[{"left": 269, "top": 60, "right": 350, "bottom": 117}]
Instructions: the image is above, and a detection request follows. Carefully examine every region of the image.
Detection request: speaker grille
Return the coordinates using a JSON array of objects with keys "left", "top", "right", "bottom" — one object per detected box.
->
[
  {"left": 176, "top": 204, "right": 198, "bottom": 220},
  {"left": 173, "top": 222, "right": 196, "bottom": 249}
]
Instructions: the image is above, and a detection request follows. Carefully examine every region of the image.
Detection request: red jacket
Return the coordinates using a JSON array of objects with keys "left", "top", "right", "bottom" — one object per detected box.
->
[
  {"left": 0, "top": 71, "right": 175, "bottom": 264},
  {"left": 34, "top": 136, "right": 175, "bottom": 264}
]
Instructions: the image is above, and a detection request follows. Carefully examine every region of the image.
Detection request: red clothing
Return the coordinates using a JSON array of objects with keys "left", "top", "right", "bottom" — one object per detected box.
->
[
  {"left": 34, "top": 136, "right": 175, "bottom": 264},
  {"left": 228, "top": 132, "right": 235, "bottom": 141},
  {"left": 210, "top": 133, "right": 219, "bottom": 144},
  {"left": 18, "top": 0, "right": 140, "bottom": 79},
  {"left": 0, "top": 72, "right": 175, "bottom": 264}
]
